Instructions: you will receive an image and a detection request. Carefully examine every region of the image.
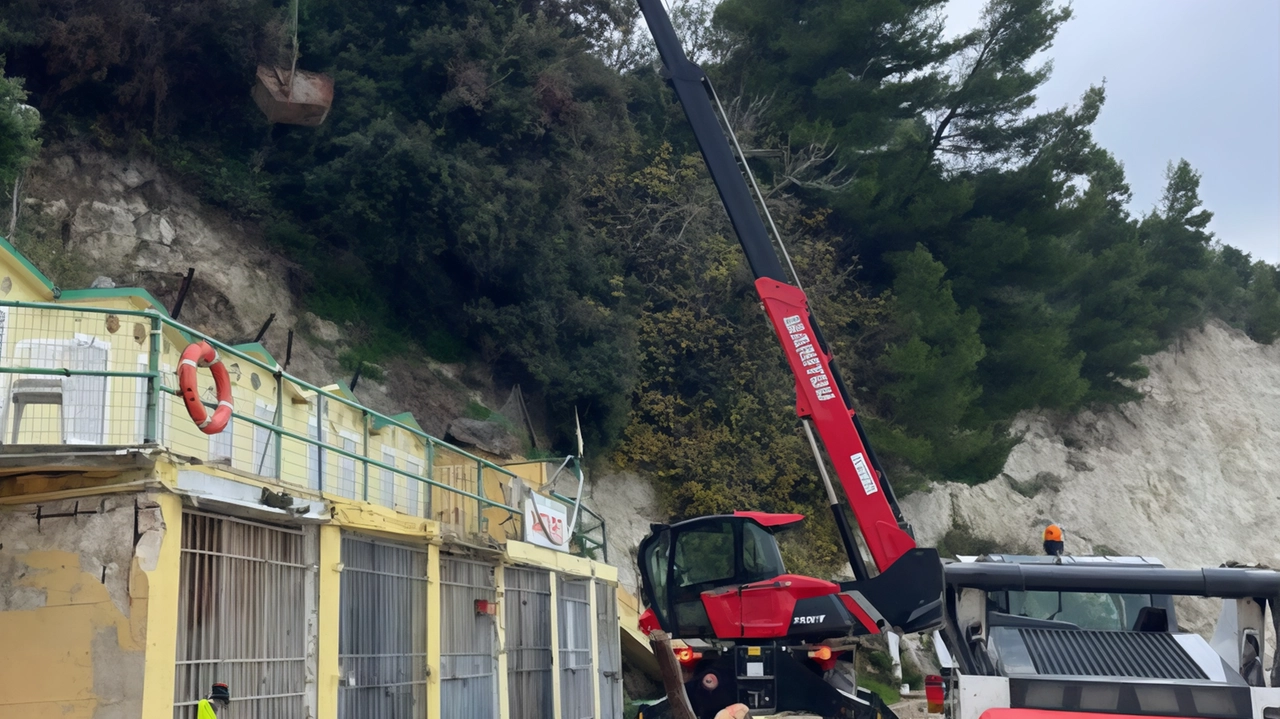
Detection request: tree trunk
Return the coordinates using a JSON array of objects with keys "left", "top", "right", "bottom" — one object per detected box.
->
[{"left": 648, "top": 630, "right": 698, "bottom": 719}]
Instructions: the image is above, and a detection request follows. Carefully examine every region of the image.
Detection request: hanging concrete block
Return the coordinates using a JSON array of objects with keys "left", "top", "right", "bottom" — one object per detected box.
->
[{"left": 252, "top": 65, "right": 334, "bottom": 127}]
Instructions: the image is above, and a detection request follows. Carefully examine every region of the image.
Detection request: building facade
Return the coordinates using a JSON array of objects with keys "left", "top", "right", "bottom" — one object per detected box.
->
[{"left": 0, "top": 236, "right": 622, "bottom": 719}]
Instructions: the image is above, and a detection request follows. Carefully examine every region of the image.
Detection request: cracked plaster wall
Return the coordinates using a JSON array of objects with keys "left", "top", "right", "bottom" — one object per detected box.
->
[{"left": 0, "top": 493, "right": 165, "bottom": 718}]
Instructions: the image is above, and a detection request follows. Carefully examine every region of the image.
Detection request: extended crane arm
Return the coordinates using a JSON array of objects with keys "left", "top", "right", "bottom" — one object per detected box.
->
[{"left": 635, "top": 0, "right": 914, "bottom": 575}]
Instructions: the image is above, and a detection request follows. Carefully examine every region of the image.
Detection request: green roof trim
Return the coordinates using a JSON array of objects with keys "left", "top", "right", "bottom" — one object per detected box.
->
[
  {"left": 0, "top": 234, "right": 57, "bottom": 294},
  {"left": 324, "top": 383, "right": 361, "bottom": 404},
  {"left": 57, "top": 287, "right": 173, "bottom": 317},
  {"left": 374, "top": 412, "right": 423, "bottom": 433},
  {"left": 230, "top": 342, "right": 278, "bottom": 368}
]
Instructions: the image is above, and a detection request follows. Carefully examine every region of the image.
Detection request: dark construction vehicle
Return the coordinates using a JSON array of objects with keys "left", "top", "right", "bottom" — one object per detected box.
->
[
  {"left": 933, "top": 553, "right": 1280, "bottom": 719},
  {"left": 631, "top": 0, "right": 943, "bottom": 717}
]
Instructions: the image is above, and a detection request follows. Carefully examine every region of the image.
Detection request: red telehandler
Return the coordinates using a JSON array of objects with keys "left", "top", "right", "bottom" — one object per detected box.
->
[{"left": 630, "top": 1, "right": 944, "bottom": 717}]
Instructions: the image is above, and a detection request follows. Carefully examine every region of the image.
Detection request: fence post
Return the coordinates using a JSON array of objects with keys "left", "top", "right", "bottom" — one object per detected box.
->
[
  {"left": 425, "top": 438, "right": 435, "bottom": 519},
  {"left": 274, "top": 371, "right": 284, "bottom": 480},
  {"left": 362, "top": 410, "right": 370, "bottom": 502},
  {"left": 145, "top": 315, "right": 162, "bottom": 444},
  {"left": 476, "top": 459, "right": 484, "bottom": 536},
  {"left": 317, "top": 396, "right": 326, "bottom": 493}
]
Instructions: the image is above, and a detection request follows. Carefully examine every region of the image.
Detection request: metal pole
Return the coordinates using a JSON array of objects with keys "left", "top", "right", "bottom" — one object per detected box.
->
[
  {"left": 476, "top": 459, "right": 484, "bottom": 535},
  {"left": 362, "top": 410, "right": 370, "bottom": 502},
  {"left": 146, "top": 316, "right": 162, "bottom": 443},
  {"left": 425, "top": 439, "right": 435, "bottom": 519},
  {"left": 803, "top": 419, "right": 868, "bottom": 581},
  {"left": 274, "top": 371, "right": 284, "bottom": 478}
]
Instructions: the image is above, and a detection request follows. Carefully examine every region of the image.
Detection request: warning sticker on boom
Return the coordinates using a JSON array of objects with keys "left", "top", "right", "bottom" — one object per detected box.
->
[{"left": 850, "top": 453, "right": 878, "bottom": 495}]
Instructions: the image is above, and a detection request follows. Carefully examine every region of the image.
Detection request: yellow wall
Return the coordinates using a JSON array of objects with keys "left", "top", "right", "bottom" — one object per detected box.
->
[
  {"left": 0, "top": 492, "right": 174, "bottom": 719},
  {"left": 0, "top": 245, "right": 56, "bottom": 302},
  {"left": 425, "top": 544, "right": 443, "bottom": 719},
  {"left": 317, "top": 524, "right": 342, "bottom": 719},
  {"left": 139, "top": 493, "right": 183, "bottom": 717}
]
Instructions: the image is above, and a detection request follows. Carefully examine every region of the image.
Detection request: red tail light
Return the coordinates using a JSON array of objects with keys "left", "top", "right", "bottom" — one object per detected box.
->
[
  {"left": 925, "top": 675, "right": 944, "bottom": 713},
  {"left": 673, "top": 645, "right": 702, "bottom": 665}
]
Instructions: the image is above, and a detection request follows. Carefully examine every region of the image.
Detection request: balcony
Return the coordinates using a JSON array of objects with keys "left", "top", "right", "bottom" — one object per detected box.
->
[{"left": 0, "top": 297, "right": 535, "bottom": 545}]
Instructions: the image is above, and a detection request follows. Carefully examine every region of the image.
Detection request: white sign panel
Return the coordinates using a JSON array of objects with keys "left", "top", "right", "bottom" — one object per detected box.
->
[{"left": 524, "top": 490, "right": 571, "bottom": 552}]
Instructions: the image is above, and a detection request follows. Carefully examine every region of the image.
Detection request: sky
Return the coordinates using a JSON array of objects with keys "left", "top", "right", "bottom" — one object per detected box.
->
[{"left": 943, "top": 0, "right": 1280, "bottom": 262}]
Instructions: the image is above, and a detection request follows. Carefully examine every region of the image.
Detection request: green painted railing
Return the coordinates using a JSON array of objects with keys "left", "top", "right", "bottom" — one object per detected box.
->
[{"left": 0, "top": 298, "right": 534, "bottom": 544}]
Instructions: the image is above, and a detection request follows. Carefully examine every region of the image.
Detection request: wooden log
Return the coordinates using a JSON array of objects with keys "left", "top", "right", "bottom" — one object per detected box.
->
[{"left": 648, "top": 630, "right": 698, "bottom": 719}]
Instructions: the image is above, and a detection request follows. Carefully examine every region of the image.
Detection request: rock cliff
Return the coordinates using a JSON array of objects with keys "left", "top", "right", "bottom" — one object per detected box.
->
[
  {"left": 15, "top": 147, "right": 504, "bottom": 442},
  {"left": 901, "top": 320, "right": 1280, "bottom": 572}
]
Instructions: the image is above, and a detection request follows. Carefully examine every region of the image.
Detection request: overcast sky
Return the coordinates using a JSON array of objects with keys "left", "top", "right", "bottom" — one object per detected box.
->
[{"left": 944, "top": 0, "right": 1280, "bottom": 262}]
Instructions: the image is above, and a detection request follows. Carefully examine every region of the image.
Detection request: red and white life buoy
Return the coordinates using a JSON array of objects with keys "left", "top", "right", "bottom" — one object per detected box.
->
[{"left": 178, "top": 341, "right": 233, "bottom": 435}]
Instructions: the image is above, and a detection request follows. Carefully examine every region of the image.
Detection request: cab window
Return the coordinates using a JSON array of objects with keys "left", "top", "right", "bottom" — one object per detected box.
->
[
  {"left": 742, "top": 521, "right": 785, "bottom": 581},
  {"left": 996, "top": 590, "right": 1155, "bottom": 631},
  {"left": 674, "top": 521, "right": 735, "bottom": 589},
  {"left": 640, "top": 530, "right": 672, "bottom": 626}
]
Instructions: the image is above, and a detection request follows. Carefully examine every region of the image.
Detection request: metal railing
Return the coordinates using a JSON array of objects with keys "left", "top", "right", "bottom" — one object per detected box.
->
[
  {"left": 503, "top": 457, "right": 609, "bottom": 562},
  {"left": 0, "top": 298, "right": 522, "bottom": 543}
]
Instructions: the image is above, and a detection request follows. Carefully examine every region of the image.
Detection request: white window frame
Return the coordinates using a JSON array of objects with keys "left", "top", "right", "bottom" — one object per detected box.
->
[
  {"left": 404, "top": 457, "right": 423, "bottom": 518},
  {"left": 135, "top": 356, "right": 171, "bottom": 446},
  {"left": 253, "top": 399, "right": 278, "bottom": 478},
  {"left": 336, "top": 429, "right": 359, "bottom": 500},
  {"left": 379, "top": 446, "right": 397, "bottom": 510},
  {"left": 307, "top": 397, "right": 326, "bottom": 491},
  {"left": 0, "top": 308, "right": 9, "bottom": 420},
  {"left": 208, "top": 415, "right": 234, "bottom": 464}
]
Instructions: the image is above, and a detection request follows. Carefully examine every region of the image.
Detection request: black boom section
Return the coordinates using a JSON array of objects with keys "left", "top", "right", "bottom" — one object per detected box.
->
[
  {"left": 788, "top": 595, "right": 855, "bottom": 639},
  {"left": 840, "top": 548, "right": 944, "bottom": 634},
  {"left": 633, "top": 0, "right": 787, "bottom": 284},
  {"left": 945, "top": 562, "right": 1280, "bottom": 597}
]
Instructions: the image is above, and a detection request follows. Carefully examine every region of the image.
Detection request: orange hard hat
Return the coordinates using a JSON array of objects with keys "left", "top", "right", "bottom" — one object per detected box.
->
[{"left": 1043, "top": 524, "right": 1063, "bottom": 542}]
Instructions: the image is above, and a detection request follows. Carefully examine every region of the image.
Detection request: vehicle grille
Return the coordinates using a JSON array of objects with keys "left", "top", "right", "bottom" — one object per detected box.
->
[{"left": 1019, "top": 628, "right": 1208, "bottom": 679}]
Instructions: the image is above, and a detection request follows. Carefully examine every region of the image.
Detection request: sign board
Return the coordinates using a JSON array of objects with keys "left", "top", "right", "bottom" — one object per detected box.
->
[{"left": 524, "top": 488, "right": 572, "bottom": 553}]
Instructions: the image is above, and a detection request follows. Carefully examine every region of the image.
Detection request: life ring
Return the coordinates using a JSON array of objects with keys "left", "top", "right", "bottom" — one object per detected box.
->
[{"left": 178, "top": 341, "right": 233, "bottom": 435}]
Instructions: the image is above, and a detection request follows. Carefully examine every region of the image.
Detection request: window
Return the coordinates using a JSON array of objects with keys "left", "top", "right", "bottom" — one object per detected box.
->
[
  {"left": 208, "top": 416, "right": 234, "bottom": 464},
  {"left": 742, "top": 522, "right": 785, "bottom": 580},
  {"left": 337, "top": 430, "right": 359, "bottom": 500},
  {"left": 136, "top": 357, "right": 170, "bottom": 445},
  {"left": 998, "top": 590, "right": 1155, "bottom": 631},
  {"left": 674, "top": 523, "right": 735, "bottom": 589},
  {"left": 404, "top": 458, "right": 423, "bottom": 517},
  {"left": 0, "top": 308, "right": 8, "bottom": 419},
  {"left": 641, "top": 530, "right": 672, "bottom": 627},
  {"left": 307, "top": 398, "right": 325, "bottom": 491},
  {"left": 252, "top": 400, "right": 278, "bottom": 478},
  {"left": 379, "top": 448, "right": 396, "bottom": 510}
]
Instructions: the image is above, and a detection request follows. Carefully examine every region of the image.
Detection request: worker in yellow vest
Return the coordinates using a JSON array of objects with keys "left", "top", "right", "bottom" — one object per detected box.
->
[{"left": 198, "top": 683, "right": 230, "bottom": 718}]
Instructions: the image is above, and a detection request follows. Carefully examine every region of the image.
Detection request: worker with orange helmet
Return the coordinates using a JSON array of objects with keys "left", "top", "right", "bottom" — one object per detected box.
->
[{"left": 1043, "top": 524, "right": 1064, "bottom": 556}]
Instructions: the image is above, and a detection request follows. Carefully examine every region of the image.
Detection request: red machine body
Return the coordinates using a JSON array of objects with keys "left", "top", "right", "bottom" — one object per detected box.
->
[
  {"left": 756, "top": 279, "right": 918, "bottom": 570},
  {"left": 701, "top": 574, "right": 843, "bottom": 639}
]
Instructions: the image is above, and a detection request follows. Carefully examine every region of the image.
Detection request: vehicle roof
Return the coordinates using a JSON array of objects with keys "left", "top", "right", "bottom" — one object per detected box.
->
[{"left": 956, "top": 553, "right": 1166, "bottom": 567}]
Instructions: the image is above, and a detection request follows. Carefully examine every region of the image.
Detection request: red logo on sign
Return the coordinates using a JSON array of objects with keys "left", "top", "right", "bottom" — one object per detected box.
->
[{"left": 537, "top": 511, "right": 564, "bottom": 545}]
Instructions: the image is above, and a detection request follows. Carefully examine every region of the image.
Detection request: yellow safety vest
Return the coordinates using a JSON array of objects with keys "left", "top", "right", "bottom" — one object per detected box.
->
[{"left": 197, "top": 699, "right": 218, "bottom": 719}]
